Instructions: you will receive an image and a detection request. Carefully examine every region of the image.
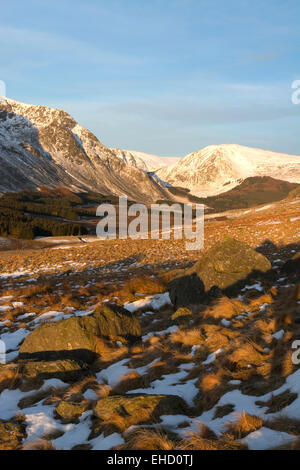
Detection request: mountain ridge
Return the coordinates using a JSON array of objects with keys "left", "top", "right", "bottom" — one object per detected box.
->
[
  {"left": 0, "top": 98, "right": 299, "bottom": 200},
  {"left": 0, "top": 98, "right": 171, "bottom": 202},
  {"left": 156, "top": 143, "right": 300, "bottom": 197}
]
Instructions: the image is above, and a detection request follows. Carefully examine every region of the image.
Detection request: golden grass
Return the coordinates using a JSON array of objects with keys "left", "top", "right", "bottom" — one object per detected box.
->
[
  {"left": 0, "top": 214, "right": 299, "bottom": 451},
  {"left": 94, "top": 337, "right": 129, "bottom": 363},
  {"left": 123, "top": 428, "right": 176, "bottom": 450},
  {"left": 170, "top": 328, "right": 205, "bottom": 347},
  {"left": 257, "top": 348, "right": 295, "bottom": 380},
  {"left": 112, "top": 371, "right": 145, "bottom": 394},
  {"left": 111, "top": 275, "right": 166, "bottom": 305},
  {"left": 144, "top": 360, "right": 179, "bottom": 383},
  {"left": 66, "top": 376, "right": 98, "bottom": 396},
  {"left": 97, "top": 407, "right": 156, "bottom": 436},
  {"left": 203, "top": 296, "right": 245, "bottom": 320},
  {"left": 180, "top": 424, "right": 247, "bottom": 450},
  {"left": 200, "top": 371, "right": 224, "bottom": 392},
  {"left": 225, "top": 412, "right": 263, "bottom": 439},
  {"left": 248, "top": 294, "right": 273, "bottom": 311},
  {"left": 227, "top": 340, "right": 267, "bottom": 367}
]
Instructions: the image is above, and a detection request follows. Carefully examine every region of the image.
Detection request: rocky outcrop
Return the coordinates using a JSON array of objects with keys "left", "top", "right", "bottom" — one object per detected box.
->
[
  {"left": 19, "top": 304, "right": 141, "bottom": 363},
  {"left": 0, "top": 419, "right": 26, "bottom": 450},
  {"left": 55, "top": 401, "right": 89, "bottom": 424},
  {"left": 0, "top": 99, "right": 171, "bottom": 202},
  {"left": 94, "top": 394, "right": 188, "bottom": 428},
  {"left": 21, "top": 359, "right": 90, "bottom": 382},
  {"left": 168, "top": 238, "right": 271, "bottom": 308}
]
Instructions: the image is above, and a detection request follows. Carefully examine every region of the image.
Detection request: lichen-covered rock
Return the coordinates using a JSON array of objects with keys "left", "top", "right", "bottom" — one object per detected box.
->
[
  {"left": 94, "top": 394, "right": 188, "bottom": 428},
  {"left": 19, "top": 316, "right": 97, "bottom": 363},
  {"left": 0, "top": 363, "right": 21, "bottom": 392},
  {"left": 19, "top": 303, "right": 141, "bottom": 363},
  {"left": 21, "top": 359, "right": 90, "bottom": 382},
  {"left": 168, "top": 238, "right": 271, "bottom": 307},
  {"left": 93, "top": 303, "right": 141, "bottom": 342},
  {"left": 168, "top": 274, "right": 205, "bottom": 310},
  {"left": 55, "top": 400, "right": 88, "bottom": 424},
  {"left": 0, "top": 420, "right": 26, "bottom": 450}
]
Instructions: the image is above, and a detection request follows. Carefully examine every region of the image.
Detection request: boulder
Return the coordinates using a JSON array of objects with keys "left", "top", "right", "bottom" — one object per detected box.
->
[
  {"left": 94, "top": 394, "right": 188, "bottom": 427},
  {"left": 55, "top": 400, "right": 88, "bottom": 424},
  {"left": 93, "top": 303, "right": 141, "bottom": 342},
  {"left": 168, "top": 274, "right": 205, "bottom": 309},
  {"left": 0, "top": 420, "right": 26, "bottom": 450},
  {"left": 168, "top": 238, "right": 271, "bottom": 308},
  {"left": 21, "top": 359, "right": 90, "bottom": 382},
  {"left": 19, "top": 303, "right": 141, "bottom": 363},
  {"left": 0, "top": 363, "right": 21, "bottom": 392}
]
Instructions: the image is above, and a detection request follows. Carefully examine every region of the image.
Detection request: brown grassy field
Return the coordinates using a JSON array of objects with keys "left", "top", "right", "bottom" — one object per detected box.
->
[{"left": 0, "top": 196, "right": 299, "bottom": 450}]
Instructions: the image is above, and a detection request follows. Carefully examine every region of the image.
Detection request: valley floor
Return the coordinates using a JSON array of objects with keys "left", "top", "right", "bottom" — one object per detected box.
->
[{"left": 0, "top": 198, "right": 299, "bottom": 450}]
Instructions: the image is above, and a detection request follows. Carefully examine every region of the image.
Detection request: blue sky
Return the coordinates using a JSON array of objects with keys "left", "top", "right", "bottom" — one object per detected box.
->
[{"left": 0, "top": 0, "right": 299, "bottom": 156}]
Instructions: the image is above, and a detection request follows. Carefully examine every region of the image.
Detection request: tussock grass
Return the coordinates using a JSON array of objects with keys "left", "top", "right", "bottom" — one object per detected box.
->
[
  {"left": 265, "top": 416, "right": 300, "bottom": 435},
  {"left": 180, "top": 424, "right": 247, "bottom": 450},
  {"left": 227, "top": 340, "right": 267, "bottom": 367},
  {"left": 122, "top": 428, "right": 176, "bottom": 450},
  {"left": 203, "top": 297, "right": 245, "bottom": 320},
  {"left": 112, "top": 371, "right": 145, "bottom": 394},
  {"left": 225, "top": 412, "right": 263, "bottom": 439},
  {"left": 256, "top": 389, "right": 298, "bottom": 414},
  {"left": 170, "top": 328, "right": 205, "bottom": 347},
  {"left": 200, "top": 371, "right": 225, "bottom": 392}
]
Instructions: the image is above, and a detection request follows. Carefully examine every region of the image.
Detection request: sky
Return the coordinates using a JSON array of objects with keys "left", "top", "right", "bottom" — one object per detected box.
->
[{"left": 0, "top": 0, "right": 299, "bottom": 156}]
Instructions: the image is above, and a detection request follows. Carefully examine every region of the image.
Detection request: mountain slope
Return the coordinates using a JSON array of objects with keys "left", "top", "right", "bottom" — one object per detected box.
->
[
  {"left": 111, "top": 148, "right": 179, "bottom": 172},
  {"left": 156, "top": 144, "right": 300, "bottom": 197},
  {"left": 0, "top": 99, "right": 171, "bottom": 202},
  {"left": 198, "top": 176, "right": 299, "bottom": 212}
]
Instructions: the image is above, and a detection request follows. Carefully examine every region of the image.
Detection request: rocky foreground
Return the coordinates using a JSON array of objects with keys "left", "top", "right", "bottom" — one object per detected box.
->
[{"left": 0, "top": 232, "right": 300, "bottom": 450}]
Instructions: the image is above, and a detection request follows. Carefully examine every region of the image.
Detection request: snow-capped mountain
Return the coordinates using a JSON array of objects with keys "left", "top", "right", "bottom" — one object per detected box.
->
[
  {"left": 156, "top": 144, "right": 300, "bottom": 197},
  {"left": 1, "top": 98, "right": 299, "bottom": 202},
  {"left": 111, "top": 148, "right": 179, "bottom": 172},
  {"left": 0, "top": 98, "right": 171, "bottom": 202}
]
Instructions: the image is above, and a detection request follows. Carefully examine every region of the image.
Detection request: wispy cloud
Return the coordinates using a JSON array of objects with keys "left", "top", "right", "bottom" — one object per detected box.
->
[{"left": 0, "top": 24, "right": 150, "bottom": 70}]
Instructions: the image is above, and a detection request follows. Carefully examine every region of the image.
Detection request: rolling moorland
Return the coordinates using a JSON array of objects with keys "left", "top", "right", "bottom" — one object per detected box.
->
[{"left": 0, "top": 190, "right": 299, "bottom": 450}]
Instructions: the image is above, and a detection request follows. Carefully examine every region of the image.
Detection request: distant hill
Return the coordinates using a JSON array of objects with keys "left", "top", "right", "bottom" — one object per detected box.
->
[
  {"left": 198, "top": 176, "right": 299, "bottom": 212},
  {"left": 156, "top": 144, "right": 300, "bottom": 197},
  {"left": 287, "top": 186, "right": 300, "bottom": 200}
]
